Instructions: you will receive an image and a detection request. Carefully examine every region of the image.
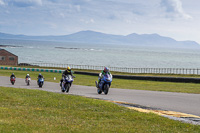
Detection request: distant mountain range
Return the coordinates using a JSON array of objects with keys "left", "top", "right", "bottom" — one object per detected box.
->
[{"left": 0, "top": 30, "right": 199, "bottom": 48}]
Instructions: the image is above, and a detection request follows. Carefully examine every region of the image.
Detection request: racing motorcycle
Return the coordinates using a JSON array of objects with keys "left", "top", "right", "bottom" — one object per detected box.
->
[
  {"left": 60, "top": 75, "right": 74, "bottom": 93},
  {"left": 95, "top": 73, "right": 112, "bottom": 95},
  {"left": 10, "top": 77, "right": 16, "bottom": 85},
  {"left": 38, "top": 78, "right": 44, "bottom": 88},
  {"left": 25, "top": 77, "right": 31, "bottom": 86}
]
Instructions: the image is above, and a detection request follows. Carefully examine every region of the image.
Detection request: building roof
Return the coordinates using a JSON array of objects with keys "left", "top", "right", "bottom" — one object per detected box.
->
[{"left": 0, "top": 48, "right": 18, "bottom": 57}]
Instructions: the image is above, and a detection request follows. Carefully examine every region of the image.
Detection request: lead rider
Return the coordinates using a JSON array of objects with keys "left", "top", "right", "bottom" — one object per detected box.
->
[{"left": 97, "top": 67, "right": 112, "bottom": 87}]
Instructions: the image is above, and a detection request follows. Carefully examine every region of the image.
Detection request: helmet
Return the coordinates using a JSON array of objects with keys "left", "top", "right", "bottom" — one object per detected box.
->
[
  {"left": 27, "top": 74, "right": 29, "bottom": 76},
  {"left": 67, "top": 66, "right": 71, "bottom": 72},
  {"left": 104, "top": 67, "right": 109, "bottom": 73},
  {"left": 39, "top": 73, "right": 41, "bottom": 76},
  {"left": 12, "top": 73, "right": 14, "bottom": 75}
]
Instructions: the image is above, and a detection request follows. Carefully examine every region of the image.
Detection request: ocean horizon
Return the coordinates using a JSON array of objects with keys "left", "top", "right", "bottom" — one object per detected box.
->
[{"left": 1, "top": 39, "right": 200, "bottom": 69}]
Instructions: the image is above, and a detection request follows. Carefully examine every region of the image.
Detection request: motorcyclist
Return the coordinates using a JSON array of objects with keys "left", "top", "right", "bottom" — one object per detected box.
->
[
  {"left": 37, "top": 73, "right": 43, "bottom": 83},
  {"left": 10, "top": 73, "right": 16, "bottom": 81},
  {"left": 97, "top": 67, "right": 112, "bottom": 85},
  {"left": 36, "top": 73, "right": 44, "bottom": 86},
  {"left": 60, "top": 66, "right": 74, "bottom": 88},
  {"left": 25, "top": 74, "right": 31, "bottom": 85},
  {"left": 10, "top": 73, "right": 16, "bottom": 79},
  {"left": 25, "top": 74, "right": 30, "bottom": 79},
  {"left": 38, "top": 73, "right": 43, "bottom": 79},
  {"left": 62, "top": 66, "right": 73, "bottom": 77}
]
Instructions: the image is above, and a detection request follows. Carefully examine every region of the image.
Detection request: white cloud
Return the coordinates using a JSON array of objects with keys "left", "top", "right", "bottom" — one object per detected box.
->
[
  {"left": 90, "top": 18, "right": 94, "bottom": 23},
  {"left": 48, "top": 22, "right": 58, "bottom": 29},
  {"left": 34, "top": 0, "right": 42, "bottom": 5},
  {"left": 160, "top": 0, "right": 192, "bottom": 19},
  {"left": 0, "top": 0, "right": 5, "bottom": 5},
  {"left": 59, "top": 12, "right": 65, "bottom": 18},
  {"left": 80, "top": 18, "right": 95, "bottom": 24},
  {"left": 7, "top": 0, "right": 42, "bottom": 7},
  {"left": 75, "top": 5, "right": 81, "bottom": 12},
  {"left": 67, "top": 4, "right": 82, "bottom": 13}
]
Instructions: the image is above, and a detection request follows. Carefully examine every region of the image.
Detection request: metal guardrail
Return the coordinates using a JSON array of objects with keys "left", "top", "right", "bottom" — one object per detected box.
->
[
  {"left": 2, "top": 66, "right": 200, "bottom": 83},
  {"left": 18, "top": 63, "right": 200, "bottom": 75},
  {"left": 74, "top": 71, "right": 200, "bottom": 83}
]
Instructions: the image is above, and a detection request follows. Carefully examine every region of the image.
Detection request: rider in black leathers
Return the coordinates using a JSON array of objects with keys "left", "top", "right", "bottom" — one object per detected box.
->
[
  {"left": 10, "top": 73, "right": 16, "bottom": 79},
  {"left": 10, "top": 73, "right": 16, "bottom": 81},
  {"left": 38, "top": 73, "right": 43, "bottom": 79},
  {"left": 62, "top": 67, "right": 73, "bottom": 77},
  {"left": 37, "top": 73, "right": 44, "bottom": 84},
  {"left": 60, "top": 66, "right": 74, "bottom": 88}
]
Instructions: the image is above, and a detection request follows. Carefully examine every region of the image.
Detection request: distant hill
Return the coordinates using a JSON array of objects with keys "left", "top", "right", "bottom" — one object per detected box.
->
[{"left": 0, "top": 30, "right": 199, "bottom": 48}]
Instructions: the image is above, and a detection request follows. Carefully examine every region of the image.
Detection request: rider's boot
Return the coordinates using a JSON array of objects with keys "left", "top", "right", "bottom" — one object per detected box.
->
[
  {"left": 60, "top": 79, "right": 63, "bottom": 87},
  {"left": 95, "top": 81, "right": 98, "bottom": 88}
]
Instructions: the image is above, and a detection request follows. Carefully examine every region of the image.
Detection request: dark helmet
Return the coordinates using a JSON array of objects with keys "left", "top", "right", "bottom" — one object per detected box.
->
[{"left": 104, "top": 67, "right": 109, "bottom": 73}]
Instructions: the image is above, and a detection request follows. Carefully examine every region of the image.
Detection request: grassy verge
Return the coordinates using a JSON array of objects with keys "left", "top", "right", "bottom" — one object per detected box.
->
[
  {"left": 1, "top": 69, "right": 200, "bottom": 94},
  {"left": 0, "top": 87, "right": 199, "bottom": 132}
]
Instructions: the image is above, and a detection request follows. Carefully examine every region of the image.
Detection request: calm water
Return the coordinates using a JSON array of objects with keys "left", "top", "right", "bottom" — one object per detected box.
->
[{"left": 1, "top": 39, "right": 200, "bottom": 68}]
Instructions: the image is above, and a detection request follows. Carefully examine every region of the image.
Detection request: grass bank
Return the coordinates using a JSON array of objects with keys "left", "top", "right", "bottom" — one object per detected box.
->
[
  {"left": 1, "top": 69, "right": 200, "bottom": 94},
  {"left": 0, "top": 87, "right": 199, "bottom": 132}
]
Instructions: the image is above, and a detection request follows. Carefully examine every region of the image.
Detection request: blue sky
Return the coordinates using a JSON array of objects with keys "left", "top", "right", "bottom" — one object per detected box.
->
[{"left": 0, "top": 0, "right": 200, "bottom": 43}]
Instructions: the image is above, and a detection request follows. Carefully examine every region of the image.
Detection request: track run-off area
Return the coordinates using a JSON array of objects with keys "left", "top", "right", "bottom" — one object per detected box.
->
[{"left": 0, "top": 76, "right": 200, "bottom": 125}]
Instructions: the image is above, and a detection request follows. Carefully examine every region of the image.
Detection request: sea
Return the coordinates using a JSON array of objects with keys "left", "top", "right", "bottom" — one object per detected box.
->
[{"left": 1, "top": 39, "right": 200, "bottom": 68}]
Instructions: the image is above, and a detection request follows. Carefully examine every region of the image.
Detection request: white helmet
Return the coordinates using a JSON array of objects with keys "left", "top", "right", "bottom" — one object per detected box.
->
[{"left": 27, "top": 74, "right": 29, "bottom": 76}]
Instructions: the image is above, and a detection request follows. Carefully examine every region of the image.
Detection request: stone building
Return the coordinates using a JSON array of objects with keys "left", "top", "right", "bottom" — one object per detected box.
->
[{"left": 0, "top": 49, "right": 18, "bottom": 66}]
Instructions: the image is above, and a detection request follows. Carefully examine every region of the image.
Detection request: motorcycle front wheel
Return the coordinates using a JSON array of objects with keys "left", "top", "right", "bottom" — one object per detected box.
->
[
  {"left": 61, "top": 87, "right": 65, "bottom": 92},
  {"left": 39, "top": 82, "right": 43, "bottom": 88},
  {"left": 97, "top": 88, "right": 102, "bottom": 94},
  {"left": 65, "top": 83, "right": 71, "bottom": 93},
  {"left": 104, "top": 84, "right": 109, "bottom": 95}
]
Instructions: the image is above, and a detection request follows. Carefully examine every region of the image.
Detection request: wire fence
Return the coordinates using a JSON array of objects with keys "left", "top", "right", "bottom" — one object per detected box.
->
[{"left": 18, "top": 62, "right": 200, "bottom": 75}]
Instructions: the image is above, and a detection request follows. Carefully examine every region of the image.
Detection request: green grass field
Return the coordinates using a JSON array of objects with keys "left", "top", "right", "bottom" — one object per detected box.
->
[
  {"left": 1, "top": 87, "right": 199, "bottom": 132},
  {"left": 1, "top": 69, "right": 200, "bottom": 94}
]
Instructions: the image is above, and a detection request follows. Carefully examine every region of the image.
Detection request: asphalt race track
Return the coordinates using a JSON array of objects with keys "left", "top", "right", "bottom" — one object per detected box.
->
[{"left": 0, "top": 76, "right": 200, "bottom": 117}]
